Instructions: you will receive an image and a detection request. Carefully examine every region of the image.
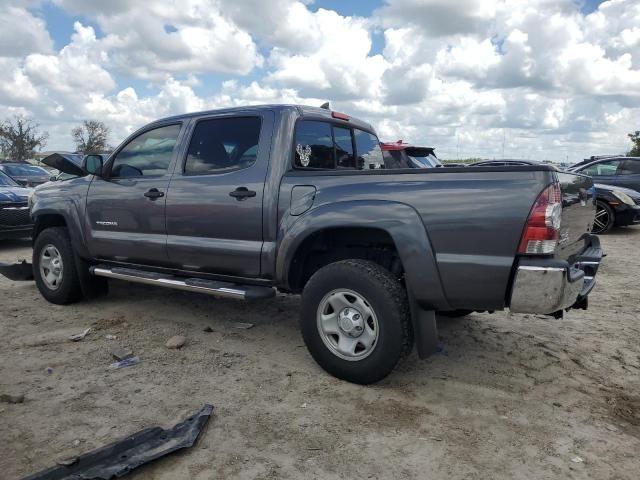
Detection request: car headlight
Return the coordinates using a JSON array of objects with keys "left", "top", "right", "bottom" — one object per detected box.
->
[{"left": 612, "top": 190, "right": 635, "bottom": 206}]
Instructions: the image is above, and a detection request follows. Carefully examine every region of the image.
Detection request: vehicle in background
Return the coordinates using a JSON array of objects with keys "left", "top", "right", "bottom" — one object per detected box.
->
[
  {"left": 591, "top": 183, "right": 640, "bottom": 234},
  {"left": 568, "top": 157, "right": 640, "bottom": 191},
  {"left": 471, "top": 159, "right": 540, "bottom": 167},
  {"left": 42, "top": 153, "right": 86, "bottom": 182},
  {"left": 29, "top": 105, "right": 602, "bottom": 384},
  {"left": 380, "top": 141, "right": 442, "bottom": 168},
  {"left": 440, "top": 162, "right": 468, "bottom": 167},
  {"left": 0, "top": 163, "right": 51, "bottom": 187},
  {"left": 0, "top": 170, "right": 33, "bottom": 239}
]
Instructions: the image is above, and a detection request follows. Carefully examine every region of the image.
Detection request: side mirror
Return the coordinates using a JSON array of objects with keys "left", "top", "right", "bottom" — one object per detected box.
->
[
  {"left": 50, "top": 175, "right": 58, "bottom": 182},
  {"left": 84, "top": 154, "right": 104, "bottom": 176}
]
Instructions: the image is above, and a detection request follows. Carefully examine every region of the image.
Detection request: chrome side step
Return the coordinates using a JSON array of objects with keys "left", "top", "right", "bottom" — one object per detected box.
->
[{"left": 90, "top": 266, "right": 275, "bottom": 300}]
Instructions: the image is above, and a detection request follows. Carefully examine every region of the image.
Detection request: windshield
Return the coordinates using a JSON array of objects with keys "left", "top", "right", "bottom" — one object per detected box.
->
[
  {"left": 2, "top": 164, "right": 48, "bottom": 176},
  {"left": 0, "top": 170, "right": 19, "bottom": 186}
]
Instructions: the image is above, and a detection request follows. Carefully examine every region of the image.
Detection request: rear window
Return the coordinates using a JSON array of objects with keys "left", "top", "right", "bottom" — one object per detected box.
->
[
  {"left": 185, "top": 117, "right": 261, "bottom": 175},
  {"left": 294, "top": 120, "right": 384, "bottom": 170}
]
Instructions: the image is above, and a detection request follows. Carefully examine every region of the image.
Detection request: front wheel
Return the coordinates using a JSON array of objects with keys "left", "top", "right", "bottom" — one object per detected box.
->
[
  {"left": 33, "top": 227, "right": 83, "bottom": 304},
  {"left": 593, "top": 200, "right": 615, "bottom": 234},
  {"left": 300, "top": 260, "right": 411, "bottom": 384}
]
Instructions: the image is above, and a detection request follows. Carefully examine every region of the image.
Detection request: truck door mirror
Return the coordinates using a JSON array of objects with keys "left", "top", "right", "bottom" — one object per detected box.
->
[{"left": 84, "top": 155, "right": 104, "bottom": 176}]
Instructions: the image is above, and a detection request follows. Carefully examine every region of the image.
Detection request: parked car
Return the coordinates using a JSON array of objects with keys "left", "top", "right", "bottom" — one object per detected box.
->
[
  {"left": 30, "top": 105, "right": 602, "bottom": 384},
  {"left": 591, "top": 183, "right": 640, "bottom": 234},
  {"left": 0, "top": 170, "right": 33, "bottom": 239},
  {"left": 380, "top": 141, "right": 442, "bottom": 168},
  {"left": 0, "top": 162, "right": 51, "bottom": 187},
  {"left": 568, "top": 157, "right": 640, "bottom": 191}
]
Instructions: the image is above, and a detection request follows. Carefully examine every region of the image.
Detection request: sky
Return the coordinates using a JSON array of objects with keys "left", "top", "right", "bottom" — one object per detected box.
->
[{"left": 1, "top": 0, "right": 639, "bottom": 162}]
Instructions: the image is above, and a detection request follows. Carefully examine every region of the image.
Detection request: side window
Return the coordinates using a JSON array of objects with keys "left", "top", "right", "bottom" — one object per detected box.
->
[
  {"left": 581, "top": 160, "right": 621, "bottom": 176},
  {"left": 334, "top": 127, "right": 355, "bottom": 169},
  {"left": 382, "top": 150, "right": 410, "bottom": 169},
  {"left": 294, "top": 121, "right": 334, "bottom": 169},
  {"left": 185, "top": 117, "right": 261, "bottom": 175},
  {"left": 354, "top": 129, "right": 384, "bottom": 170},
  {"left": 619, "top": 159, "right": 640, "bottom": 175},
  {"left": 111, "top": 124, "right": 181, "bottom": 178}
]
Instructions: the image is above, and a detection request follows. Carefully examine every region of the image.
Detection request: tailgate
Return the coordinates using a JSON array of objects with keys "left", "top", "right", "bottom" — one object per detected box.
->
[{"left": 556, "top": 171, "right": 596, "bottom": 262}]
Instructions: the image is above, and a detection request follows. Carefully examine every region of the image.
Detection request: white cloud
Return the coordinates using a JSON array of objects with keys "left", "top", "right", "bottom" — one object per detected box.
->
[
  {"left": 1, "top": 0, "right": 640, "bottom": 161},
  {"left": 0, "top": 5, "right": 53, "bottom": 57}
]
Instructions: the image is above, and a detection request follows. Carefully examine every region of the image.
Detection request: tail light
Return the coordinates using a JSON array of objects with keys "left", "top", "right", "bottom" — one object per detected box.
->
[{"left": 518, "top": 183, "right": 562, "bottom": 255}]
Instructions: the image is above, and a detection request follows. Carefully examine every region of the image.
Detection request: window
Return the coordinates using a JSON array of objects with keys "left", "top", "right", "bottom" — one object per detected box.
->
[
  {"left": 185, "top": 117, "right": 261, "bottom": 175},
  {"left": 0, "top": 170, "right": 18, "bottom": 186},
  {"left": 619, "top": 159, "right": 640, "bottom": 175},
  {"left": 111, "top": 124, "right": 181, "bottom": 178},
  {"left": 294, "top": 121, "right": 334, "bottom": 169},
  {"left": 334, "top": 127, "right": 355, "bottom": 169},
  {"left": 382, "top": 150, "right": 411, "bottom": 169},
  {"left": 581, "top": 159, "right": 621, "bottom": 177},
  {"left": 354, "top": 129, "right": 384, "bottom": 170}
]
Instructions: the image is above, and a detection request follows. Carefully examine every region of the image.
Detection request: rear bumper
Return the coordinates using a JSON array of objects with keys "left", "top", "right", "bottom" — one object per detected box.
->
[{"left": 509, "top": 235, "right": 603, "bottom": 315}]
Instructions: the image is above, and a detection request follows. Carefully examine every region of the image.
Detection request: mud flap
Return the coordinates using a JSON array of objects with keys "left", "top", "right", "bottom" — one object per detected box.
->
[
  {"left": 408, "top": 292, "right": 439, "bottom": 359},
  {"left": 23, "top": 404, "right": 214, "bottom": 480},
  {"left": 0, "top": 261, "right": 34, "bottom": 281}
]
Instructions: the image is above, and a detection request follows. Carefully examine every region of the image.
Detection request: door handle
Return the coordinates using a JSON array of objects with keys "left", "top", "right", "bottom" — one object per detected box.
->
[
  {"left": 144, "top": 188, "right": 165, "bottom": 199},
  {"left": 229, "top": 187, "right": 257, "bottom": 200}
]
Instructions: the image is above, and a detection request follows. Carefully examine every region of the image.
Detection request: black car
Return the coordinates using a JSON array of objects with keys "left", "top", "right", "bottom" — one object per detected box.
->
[
  {"left": 592, "top": 183, "right": 640, "bottom": 234},
  {"left": 569, "top": 157, "right": 640, "bottom": 192},
  {"left": 0, "top": 170, "right": 33, "bottom": 239},
  {"left": 0, "top": 162, "right": 51, "bottom": 187}
]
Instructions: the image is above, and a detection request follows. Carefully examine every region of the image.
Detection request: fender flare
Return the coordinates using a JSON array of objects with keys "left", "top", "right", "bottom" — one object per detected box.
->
[{"left": 276, "top": 200, "right": 451, "bottom": 311}]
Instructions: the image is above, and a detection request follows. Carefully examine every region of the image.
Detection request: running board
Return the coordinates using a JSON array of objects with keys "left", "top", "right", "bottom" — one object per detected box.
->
[{"left": 90, "top": 266, "right": 275, "bottom": 300}]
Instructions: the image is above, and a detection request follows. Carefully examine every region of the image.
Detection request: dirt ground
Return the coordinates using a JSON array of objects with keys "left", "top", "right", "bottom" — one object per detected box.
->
[{"left": 1, "top": 229, "right": 639, "bottom": 480}]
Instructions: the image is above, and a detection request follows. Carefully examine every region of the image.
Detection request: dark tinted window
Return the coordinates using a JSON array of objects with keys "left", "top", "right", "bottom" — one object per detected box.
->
[
  {"left": 185, "top": 117, "right": 261, "bottom": 175},
  {"left": 294, "top": 121, "right": 334, "bottom": 169},
  {"left": 620, "top": 159, "right": 640, "bottom": 175},
  {"left": 0, "top": 170, "right": 18, "bottom": 186},
  {"left": 111, "top": 124, "right": 181, "bottom": 178},
  {"left": 334, "top": 127, "right": 355, "bottom": 169},
  {"left": 581, "top": 159, "right": 622, "bottom": 176},
  {"left": 354, "top": 129, "right": 384, "bottom": 169}
]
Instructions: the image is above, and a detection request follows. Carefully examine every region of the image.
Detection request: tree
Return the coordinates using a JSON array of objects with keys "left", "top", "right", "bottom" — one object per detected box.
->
[
  {"left": 0, "top": 116, "right": 49, "bottom": 162},
  {"left": 628, "top": 131, "right": 640, "bottom": 157},
  {"left": 72, "top": 120, "right": 110, "bottom": 154}
]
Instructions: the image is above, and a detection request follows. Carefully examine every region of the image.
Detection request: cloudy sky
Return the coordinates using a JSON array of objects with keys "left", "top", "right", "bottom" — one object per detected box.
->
[{"left": 1, "top": 0, "right": 639, "bottom": 162}]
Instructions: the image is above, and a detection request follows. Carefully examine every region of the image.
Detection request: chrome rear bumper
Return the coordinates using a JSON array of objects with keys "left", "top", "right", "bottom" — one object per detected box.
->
[{"left": 509, "top": 235, "right": 603, "bottom": 315}]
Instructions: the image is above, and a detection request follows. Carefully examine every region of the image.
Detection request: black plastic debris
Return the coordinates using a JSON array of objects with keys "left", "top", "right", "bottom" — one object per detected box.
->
[
  {"left": 0, "top": 261, "right": 34, "bottom": 281},
  {"left": 22, "top": 404, "right": 214, "bottom": 480}
]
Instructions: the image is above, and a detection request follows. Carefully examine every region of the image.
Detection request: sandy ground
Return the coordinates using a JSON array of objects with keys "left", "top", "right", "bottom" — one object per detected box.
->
[{"left": 1, "top": 228, "right": 639, "bottom": 480}]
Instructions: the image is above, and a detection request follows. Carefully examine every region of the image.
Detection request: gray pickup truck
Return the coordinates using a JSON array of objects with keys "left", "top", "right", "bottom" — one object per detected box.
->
[{"left": 27, "top": 105, "right": 603, "bottom": 384}]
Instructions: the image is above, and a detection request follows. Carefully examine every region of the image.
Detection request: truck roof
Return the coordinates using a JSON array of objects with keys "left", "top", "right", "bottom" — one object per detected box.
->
[{"left": 150, "top": 104, "right": 375, "bottom": 133}]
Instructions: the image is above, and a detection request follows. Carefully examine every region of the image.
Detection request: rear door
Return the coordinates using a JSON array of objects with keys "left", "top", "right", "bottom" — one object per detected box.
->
[
  {"left": 165, "top": 112, "right": 274, "bottom": 278},
  {"left": 85, "top": 123, "right": 184, "bottom": 265}
]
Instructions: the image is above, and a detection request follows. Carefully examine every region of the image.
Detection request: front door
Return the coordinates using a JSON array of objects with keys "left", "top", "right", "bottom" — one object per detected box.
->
[
  {"left": 165, "top": 112, "right": 273, "bottom": 278},
  {"left": 85, "top": 123, "right": 184, "bottom": 265}
]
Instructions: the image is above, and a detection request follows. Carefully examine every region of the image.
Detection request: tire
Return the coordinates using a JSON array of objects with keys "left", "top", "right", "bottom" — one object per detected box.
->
[
  {"left": 593, "top": 200, "right": 615, "bottom": 234},
  {"left": 33, "top": 227, "right": 83, "bottom": 305},
  {"left": 300, "top": 259, "right": 411, "bottom": 384}
]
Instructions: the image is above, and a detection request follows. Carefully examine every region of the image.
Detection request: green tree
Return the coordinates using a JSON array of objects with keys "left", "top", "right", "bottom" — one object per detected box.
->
[
  {"left": 628, "top": 131, "right": 640, "bottom": 157},
  {"left": 72, "top": 120, "right": 110, "bottom": 154},
  {"left": 0, "top": 116, "right": 48, "bottom": 162}
]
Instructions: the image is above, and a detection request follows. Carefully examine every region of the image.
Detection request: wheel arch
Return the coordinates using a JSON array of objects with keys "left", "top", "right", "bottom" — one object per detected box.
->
[{"left": 276, "top": 200, "right": 451, "bottom": 311}]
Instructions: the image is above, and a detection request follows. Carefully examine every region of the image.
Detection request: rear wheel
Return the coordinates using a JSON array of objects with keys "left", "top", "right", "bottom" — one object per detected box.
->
[
  {"left": 33, "top": 227, "right": 83, "bottom": 304},
  {"left": 593, "top": 200, "right": 615, "bottom": 234},
  {"left": 300, "top": 259, "right": 411, "bottom": 384}
]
